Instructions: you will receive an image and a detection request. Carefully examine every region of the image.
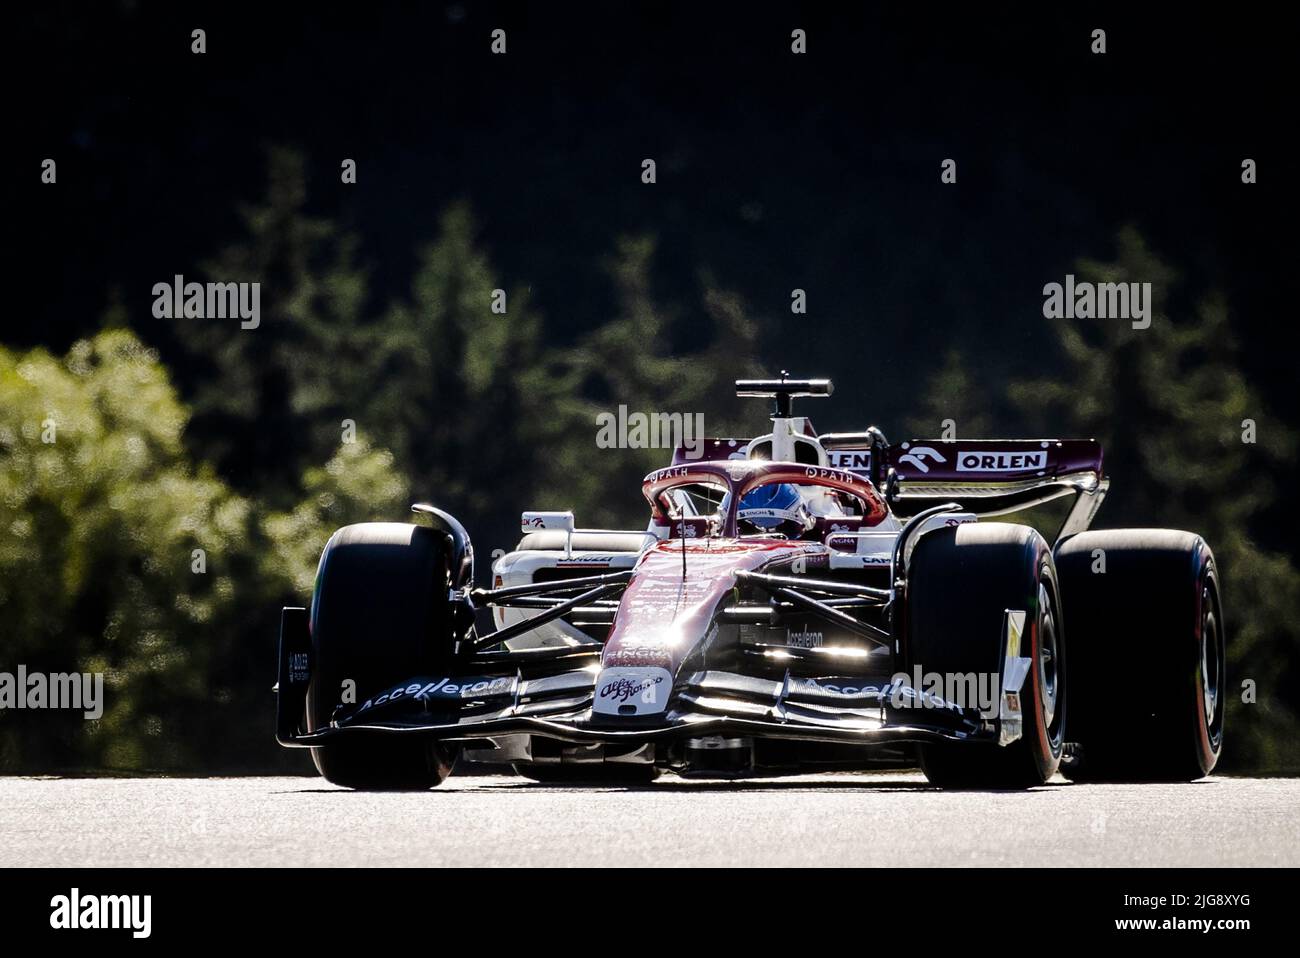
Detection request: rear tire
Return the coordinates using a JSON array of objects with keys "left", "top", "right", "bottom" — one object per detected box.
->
[
  {"left": 306, "top": 522, "right": 458, "bottom": 789},
  {"left": 1054, "top": 529, "right": 1223, "bottom": 782},
  {"left": 906, "top": 523, "right": 1066, "bottom": 789}
]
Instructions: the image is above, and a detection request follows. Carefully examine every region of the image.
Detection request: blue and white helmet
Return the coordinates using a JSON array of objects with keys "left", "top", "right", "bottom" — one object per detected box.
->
[{"left": 737, "top": 483, "right": 813, "bottom": 539}]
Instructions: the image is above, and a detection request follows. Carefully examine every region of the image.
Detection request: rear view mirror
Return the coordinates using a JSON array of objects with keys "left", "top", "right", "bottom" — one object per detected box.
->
[
  {"left": 521, "top": 511, "right": 576, "bottom": 557},
  {"left": 520, "top": 511, "right": 575, "bottom": 533}
]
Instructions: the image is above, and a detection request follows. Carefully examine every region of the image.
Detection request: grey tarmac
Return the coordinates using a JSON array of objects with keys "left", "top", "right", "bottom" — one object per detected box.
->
[{"left": 2, "top": 772, "right": 1295, "bottom": 867}]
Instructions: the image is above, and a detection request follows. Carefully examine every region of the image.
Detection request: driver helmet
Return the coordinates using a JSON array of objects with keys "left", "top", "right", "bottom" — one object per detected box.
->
[{"left": 737, "top": 483, "right": 813, "bottom": 539}]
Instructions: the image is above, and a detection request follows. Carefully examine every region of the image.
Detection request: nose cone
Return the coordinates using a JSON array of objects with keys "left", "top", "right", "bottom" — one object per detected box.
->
[
  {"left": 600, "top": 538, "right": 803, "bottom": 676},
  {"left": 591, "top": 666, "right": 674, "bottom": 718}
]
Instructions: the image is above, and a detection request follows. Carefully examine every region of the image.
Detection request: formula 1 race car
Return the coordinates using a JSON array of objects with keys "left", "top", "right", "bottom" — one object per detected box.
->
[{"left": 275, "top": 376, "right": 1225, "bottom": 789}]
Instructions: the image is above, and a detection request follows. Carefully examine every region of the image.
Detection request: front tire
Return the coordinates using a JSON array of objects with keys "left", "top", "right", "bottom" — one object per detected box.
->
[
  {"left": 906, "top": 523, "right": 1066, "bottom": 789},
  {"left": 1054, "top": 529, "right": 1224, "bottom": 782},
  {"left": 306, "top": 522, "right": 458, "bottom": 789}
]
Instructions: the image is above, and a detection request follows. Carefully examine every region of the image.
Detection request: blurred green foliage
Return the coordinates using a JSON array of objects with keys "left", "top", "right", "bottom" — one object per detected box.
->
[
  {"left": 1, "top": 160, "right": 1295, "bottom": 773},
  {"left": 914, "top": 228, "right": 1299, "bottom": 772},
  {"left": 0, "top": 153, "right": 767, "bottom": 771},
  {"left": 1010, "top": 229, "right": 1298, "bottom": 773},
  {"left": 0, "top": 329, "right": 408, "bottom": 769}
]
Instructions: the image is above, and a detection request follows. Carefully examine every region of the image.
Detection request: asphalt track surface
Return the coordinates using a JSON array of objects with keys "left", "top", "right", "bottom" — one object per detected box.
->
[{"left": 2, "top": 772, "right": 1296, "bottom": 867}]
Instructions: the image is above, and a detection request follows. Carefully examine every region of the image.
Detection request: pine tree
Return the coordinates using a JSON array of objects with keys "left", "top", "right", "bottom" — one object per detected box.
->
[{"left": 1009, "top": 228, "right": 1299, "bottom": 771}]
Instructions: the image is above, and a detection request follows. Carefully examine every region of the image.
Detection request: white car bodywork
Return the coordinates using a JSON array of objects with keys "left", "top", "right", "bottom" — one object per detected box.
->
[{"left": 492, "top": 417, "right": 976, "bottom": 649}]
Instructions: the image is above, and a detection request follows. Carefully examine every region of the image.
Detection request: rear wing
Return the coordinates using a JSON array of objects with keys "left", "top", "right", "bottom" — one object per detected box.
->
[
  {"left": 667, "top": 430, "right": 1108, "bottom": 540},
  {"left": 882, "top": 438, "right": 1107, "bottom": 537}
]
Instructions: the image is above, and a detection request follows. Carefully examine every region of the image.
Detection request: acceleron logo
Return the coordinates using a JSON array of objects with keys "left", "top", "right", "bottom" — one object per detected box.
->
[{"left": 49, "top": 888, "right": 151, "bottom": 938}]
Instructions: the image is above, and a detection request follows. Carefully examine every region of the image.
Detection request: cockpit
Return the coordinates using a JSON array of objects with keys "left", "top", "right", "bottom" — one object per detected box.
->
[
  {"left": 659, "top": 476, "right": 881, "bottom": 542},
  {"left": 644, "top": 458, "right": 892, "bottom": 543}
]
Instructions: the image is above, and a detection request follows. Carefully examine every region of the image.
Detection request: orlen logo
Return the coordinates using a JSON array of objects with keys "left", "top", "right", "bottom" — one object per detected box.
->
[
  {"left": 827, "top": 450, "right": 871, "bottom": 473},
  {"left": 956, "top": 450, "right": 1047, "bottom": 473},
  {"left": 898, "top": 446, "right": 946, "bottom": 473}
]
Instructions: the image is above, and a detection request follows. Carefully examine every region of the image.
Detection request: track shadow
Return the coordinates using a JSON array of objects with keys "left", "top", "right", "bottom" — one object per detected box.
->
[
  {"left": 274, "top": 774, "right": 1085, "bottom": 795},
  {"left": 277, "top": 773, "right": 1232, "bottom": 795}
]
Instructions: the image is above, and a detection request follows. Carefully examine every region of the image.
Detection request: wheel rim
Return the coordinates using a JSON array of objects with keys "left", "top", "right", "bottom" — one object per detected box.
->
[
  {"left": 1038, "top": 582, "right": 1060, "bottom": 734},
  {"left": 1201, "top": 582, "right": 1223, "bottom": 739}
]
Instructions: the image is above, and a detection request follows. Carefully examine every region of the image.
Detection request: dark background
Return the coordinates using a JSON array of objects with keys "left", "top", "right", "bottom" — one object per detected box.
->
[
  {"left": 4, "top": 2, "right": 1297, "bottom": 772},
  {"left": 13, "top": 4, "right": 1298, "bottom": 407}
]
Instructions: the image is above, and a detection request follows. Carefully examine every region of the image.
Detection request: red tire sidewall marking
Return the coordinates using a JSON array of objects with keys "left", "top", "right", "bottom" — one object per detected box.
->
[
  {"left": 1191, "top": 556, "right": 1218, "bottom": 772},
  {"left": 1029, "top": 549, "right": 1056, "bottom": 765}
]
